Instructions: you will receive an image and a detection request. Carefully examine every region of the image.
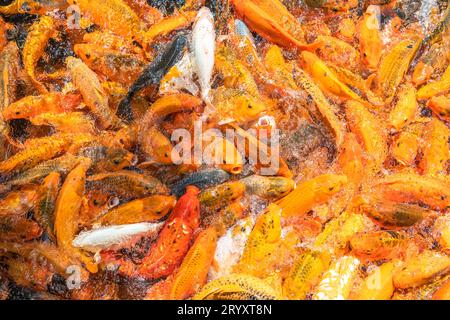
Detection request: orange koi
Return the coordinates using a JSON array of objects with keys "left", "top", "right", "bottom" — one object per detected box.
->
[
  {"left": 276, "top": 174, "right": 347, "bottom": 218},
  {"left": 106, "top": 186, "right": 200, "bottom": 280},
  {"left": 2, "top": 93, "right": 81, "bottom": 121},
  {"left": 96, "top": 195, "right": 176, "bottom": 225},
  {"left": 22, "top": 15, "right": 56, "bottom": 94},
  {"left": 54, "top": 158, "right": 98, "bottom": 273},
  {"left": 170, "top": 227, "right": 217, "bottom": 299}
]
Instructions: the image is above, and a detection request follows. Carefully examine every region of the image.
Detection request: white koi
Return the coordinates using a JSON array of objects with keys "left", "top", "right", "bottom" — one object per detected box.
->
[
  {"left": 72, "top": 222, "right": 164, "bottom": 253},
  {"left": 192, "top": 7, "right": 215, "bottom": 103}
]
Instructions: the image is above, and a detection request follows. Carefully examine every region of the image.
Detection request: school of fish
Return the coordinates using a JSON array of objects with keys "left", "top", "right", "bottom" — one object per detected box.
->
[{"left": 0, "top": 0, "right": 449, "bottom": 300}]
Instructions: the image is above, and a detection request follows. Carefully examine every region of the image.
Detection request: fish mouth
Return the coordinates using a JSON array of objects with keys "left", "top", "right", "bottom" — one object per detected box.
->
[{"left": 228, "top": 165, "right": 243, "bottom": 175}]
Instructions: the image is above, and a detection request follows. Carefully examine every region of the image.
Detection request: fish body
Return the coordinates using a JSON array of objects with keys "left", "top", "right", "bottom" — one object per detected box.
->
[
  {"left": 5, "top": 154, "right": 81, "bottom": 186},
  {"left": 350, "top": 230, "right": 406, "bottom": 261},
  {"left": 293, "top": 66, "right": 345, "bottom": 147},
  {"left": 141, "top": 126, "right": 176, "bottom": 165},
  {"left": 210, "top": 216, "right": 254, "bottom": 280},
  {"left": 135, "top": 186, "right": 200, "bottom": 279},
  {"left": 377, "top": 38, "right": 421, "bottom": 101},
  {"left": 30, "top": 112, "right": 96, "bottom": 134},
  {"left": 213, "top": 87, "right": 267, "bottom": 124},
  {"left": 233, "top": 204, "right": 282, "bottom": 278},
  {"left": 0, "top": 215, "right": 42, "bottom": 241},
  {"left": 360, "top": 199, "right": 428, "bottom": 228},
  {"left": 231, "top": 0, "right": 308, "bottom": 51},
  {"left": 301, "top": 51, "right": 367, "bottom": 104},
  {"left": 140, "top": 93, "right": 202, "bottom": 128},
  {"left": 234, "top": 19, "right": 255, "bottom": 45},
  {"left": 0, "top": 135, "right": 71, "bottom": 176},
  {"left": 358, "top": 6, "right": 383, "bottom": 71},
  {"left": 87, "top": 170, "right": 167, "bottom": 199},
  {"left": 2, "top": 93, "right": 81, "bottom": 121},
  {"left": 428, "top": 95, "right": 450, "bottom": 122},
  {"left": 22, "top": 15, "right": 56, "bottom": 94},
  {"left": 0, "top": 42, "right": 19, "bottom": 113},
  {"left": 145, "top": 11, "right": 197, "bottom": 43},
  {"left": 276, "top": 174, "right": 348, "bottom": 218},
  {"left": 104, "top": 186, "right": 201, "bottom": 280},
  {"left": 346, "top": 100, "right": 388, "bottom": 173},
  {"left": 422, "top": 4, "right": 450, "bottom": 48},
  {"left": 0, "top": 0, "right": 67, "bottom": 15},
  {"left": 240, "top": 175, "right": 295, "bottom": 200},
  {"left": 355, "top": 262, "right": 395, "bottom": 300},
  {"left": 66, "top": 57, "right": 119, "bottom": 129},
  {"left": 418, "top": 118, "right": 450, "bottom": 176},
  {"left": 393, "top": 250, "right": 450, "bottom": 289},
  {"left": 69, "top": 0, "right": 146, "bottom": 44},
  {"left": 372, "top": 173, "right": 450, "bottom": 211},
  {"left": 74, "top": 44, "right": 146, "bottom": 86},
  {"left": 34, "top": 172, "right": 60, "bottom": 242},
  {"left": 388, "top": 85, "right": 418, "bottom": 131},
  {"left": 283, "top": 250, "right": 331, "bottom": 299},
  {"left": 77, "top": 145, "right": 135, "bottom": 173},
  {"left": 313, "top": 256, "right": 361, "bottom": 300},
  {"left": 96, "top": 195, "right": 176, "bottom": 225},
  {"left": 199, "top": 181, "right": 245, "bottom": 210},
  {"left": 192, "top": 7, "right": 215, "bottom": 103},
  {"left": 170, "top": 227, "right": 218, "bottom": 300},
  {"left": 0, "top": 187, "right": 40, "bottom": 217},
  {"left": 193, "top": 273, "right": 281, "bottom": 300},
  {"left": 73, "top": 222, "right": 164, "bottom": 253},
  {"left": 117, "top": 35, "right": 187, "bottom": 122},
  {"left": 314, "top": 35, "right": 360, "bottom": 72},
  {"left": 54, "top": 158, "right": 98, "bottom": 273},
  {"left": 170, "top": 168, "right": 230, "bottom": 197},
  {"left": 417, "top": 66, "right": 450, "bottom": 100}
]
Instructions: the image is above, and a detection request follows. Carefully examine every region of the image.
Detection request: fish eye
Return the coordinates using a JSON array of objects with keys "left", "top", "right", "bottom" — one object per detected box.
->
[
  {"left": 85, "top": 53, "right": 91, "bottom": 59},
  {"left": 15, "top": 111, "right": 20, "bottom": 115},
  {"left": 113, "top": 158, "right": 121, "bottom": 165}
]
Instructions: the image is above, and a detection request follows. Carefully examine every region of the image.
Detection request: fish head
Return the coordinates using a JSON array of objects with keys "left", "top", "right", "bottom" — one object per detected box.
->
[
  {"left": 86, "top": 190, "right": 112, "bottom": 210},
  {"left": 73, "top": 44, "right": 102, "bottom": 66},
  {"left": 223, "top": 182, "right": 246, "bottom": 202},
  {"left": 194, "top": 6, "right": 215, "bottom": 28},
  {"left": 200, "top": 226, "right": 218, "bottom": 246},
  {"left": 2, "top": 101, "right": 34, "bottom": 120},
  {"left": 65, "top": 56, "right": 83, "bottom": 71},
  {"left": 233, "top": 19, "right": 256, "bottom": 46},
  {"left": 234, "top": 93, "right": 267, "bottom": 123},
  {"left": 171, "top": 185, "right": 200, "bottom": 228},
  {"left": 299, "top": 51, "right": 319, "bottom": 71},
  {"left": 268, "top": 177, "right": 295, "bottom": 198},
  {"left": 146, "top": 195, "right": 177, "bottom": 220}
]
